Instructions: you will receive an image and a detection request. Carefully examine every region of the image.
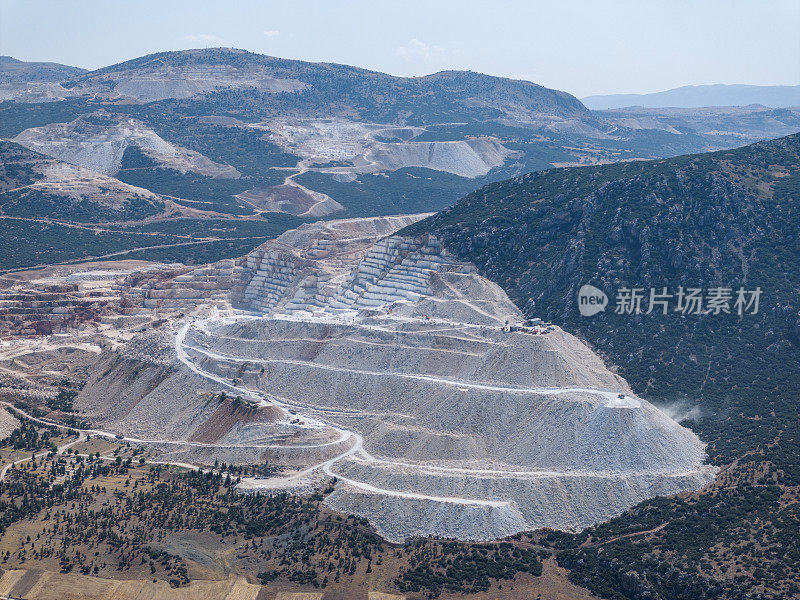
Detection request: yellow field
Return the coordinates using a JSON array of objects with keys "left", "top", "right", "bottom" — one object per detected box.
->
[
  {"left": 0, "top": 562, "right": 598, "bottom": 600},
  {"left": 0, "top": 569, "right": 262, "bottom": 600}
]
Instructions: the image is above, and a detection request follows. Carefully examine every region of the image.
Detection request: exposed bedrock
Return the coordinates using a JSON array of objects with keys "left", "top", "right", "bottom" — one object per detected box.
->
[
  {"left": 182, "top": 221, "right": 716, "bottom": 540},
  {"left": 189, "top": 318, "right": 627, "bottom": 392},
  {"left": 73, "top": 338, "right": 348, "bottom": 467},
  {"left": 15, "top": 114, "right": 239, "bottom": 177},
  {"left": 154, "top": 438, "right": 352, "bottom": 470},
  {"left": 183, "top": 313, "right": 714, "bottom": 540},
  {"left": 365, "top": 138, "right": 516, "bottom": 178},
  {"left": 109, "top": 72, "right": 305, "bottom": 102},
  {"left": 324, "top": 461, "right": 712, "bottom": 543},
  {"left": 233, "top": 215, "right": 435, "bottom": 315},
  {"left": 236, "top": 183, "right": 344, "bottom": 217},
  {"left": 235, "top": 231, "right": 517, "bottom": 325}
]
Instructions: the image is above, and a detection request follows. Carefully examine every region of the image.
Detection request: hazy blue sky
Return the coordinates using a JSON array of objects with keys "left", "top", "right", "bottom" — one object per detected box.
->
[{"left": 1, "top": 0, "right": 798, "bottom": 97}]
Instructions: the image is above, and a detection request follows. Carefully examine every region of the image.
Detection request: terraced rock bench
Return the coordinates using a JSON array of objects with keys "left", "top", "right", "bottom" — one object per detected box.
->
[{"left": 120, "top": 259, "right": 241, "bottom": 310}]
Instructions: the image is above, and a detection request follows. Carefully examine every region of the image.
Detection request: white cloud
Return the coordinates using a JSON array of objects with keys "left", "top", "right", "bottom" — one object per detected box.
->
[
  {"left": 182, "top": 33, "right": 227, "bottom": 45},
  {"left": 264, "top": 30, "right": 281, "bottom": 37},
  {"left": 395, "top": 38, "right": 445, "bottom": 62}
]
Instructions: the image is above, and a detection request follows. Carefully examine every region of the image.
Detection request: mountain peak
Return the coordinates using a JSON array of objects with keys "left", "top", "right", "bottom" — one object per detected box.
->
[{"left": 58, "top": 49, "right": 591, "bottom": 122}]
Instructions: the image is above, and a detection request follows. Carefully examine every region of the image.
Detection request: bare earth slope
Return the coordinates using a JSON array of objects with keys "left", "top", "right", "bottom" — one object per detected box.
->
[
  {"left": 0, "top": 140, "right": 171, "bottom": 222},
  {"left": 14, "top": 112, "right": 239, "bottom": 177}
]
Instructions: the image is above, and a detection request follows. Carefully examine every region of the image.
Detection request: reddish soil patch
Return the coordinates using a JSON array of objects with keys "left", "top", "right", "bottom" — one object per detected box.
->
[{"left": 189, "top": 398, "right": 282, "bottom": 444}]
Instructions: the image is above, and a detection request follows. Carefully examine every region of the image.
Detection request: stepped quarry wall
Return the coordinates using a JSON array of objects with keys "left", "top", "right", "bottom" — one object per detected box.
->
[
  {"left": 0, "top": 281, "right": 117, "bottom": 337},
  {"left": 172, "top": 214, "right": 716, "bottom": 540},
  {"left": 22, "top": 213, "right": 716, "bottom": 542},
  {"left": 232, "top": 214, "right": 431, "bottom": 314}
]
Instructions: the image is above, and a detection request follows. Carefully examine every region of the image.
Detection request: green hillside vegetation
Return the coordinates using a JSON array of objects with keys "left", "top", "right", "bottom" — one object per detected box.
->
[
  {"left": 0, "top": 219, "right": 175, "bottom": 270},
  {"left": 3, "top": 47, "right": 785, "bottom": 237},
  {"left": 0, "top": 98, "right": 91, "bottom": 138},
  {"left": 3, "top": 48, "right": 795, "bottom": 249},
  {"left": 407, "top": 133, "right": 800, "bottom": 599},
  {"left": 117, "top": 146, "right": 265, "bottom": 216},
  {"left": 0, "top": 189, "right": 163, "bottom": 222},
  {"left": 109, "top": 111, "right": 298, "bottom": 177},
  {"left": 0, "top": 217, "right": 295, "bottom": 271},
  {"left": 0, "top": 140, "right": 45, "bottom": 190},
  {"left": 0, "top": 422, "right": 545, "bottom": 597},
  {"left": 127, "top": 216, "right": 302, "bottom": 238},
  {"left": 0, "top": 141, "right": 303, "bottom": 270}
]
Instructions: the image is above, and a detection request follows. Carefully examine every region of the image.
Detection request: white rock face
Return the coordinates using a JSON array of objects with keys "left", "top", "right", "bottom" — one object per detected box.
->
[
  {"left": 66, "top": 53, "right": 308, "bottom": 102},
  {"left": 365, "top": 138, "right": 515, "bottom": 178},
  {"left": 33, "top": 161, "right": 161, "bottom": 206},
  {"left": 109, "top": 72, "right": 305, "bottom": 102},
  {"left": 14, "top": 114, "right": 239, "bottom": 178},
  {"left": 324, "top": 490, "right": 530, "bottom": 542},
  {"left": 186, "top": 304, "right": 714, "bottom": 541},
  {"left": 264, "top": 118, "right": 517, "bottom": 178},
  {"left": 234, "top": 214, "right": 434, "bottom": 315},
  {"left": 0, "top": 82, "right": 72, "bottom": 102},
  {"left": 0, "top": 409, "right": 21, "bottom": 439}
]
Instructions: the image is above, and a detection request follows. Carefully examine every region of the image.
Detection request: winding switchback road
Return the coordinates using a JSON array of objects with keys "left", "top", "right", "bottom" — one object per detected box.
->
[{"left": 174, "top": 317, "right": 707, "bottom": 507}]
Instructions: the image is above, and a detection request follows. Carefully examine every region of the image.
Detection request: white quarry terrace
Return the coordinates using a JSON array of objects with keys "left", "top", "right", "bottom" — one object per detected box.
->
[
  {"left": 264, "top": 118, "right": 518, "bottom": 178},
  {"left": 74, "top": 214, "right": 716, "bottom": 542}
]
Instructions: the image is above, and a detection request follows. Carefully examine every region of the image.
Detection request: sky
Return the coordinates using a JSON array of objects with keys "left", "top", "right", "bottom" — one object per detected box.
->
[{"left": 1, "top": 0, "right": 799, "bottom": 98}]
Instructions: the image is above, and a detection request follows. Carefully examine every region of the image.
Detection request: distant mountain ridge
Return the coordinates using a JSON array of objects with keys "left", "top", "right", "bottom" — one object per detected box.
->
[
  {"left": 60, "top": 47, "right": 592, "bottom": 125},
  {"left": 0, "top": 55, "right": 86, "bottom": 83},
  {"left": 583, "top": 83, "right": 800, "bottom": 109},
  {"left": 3, "top": 48, "right": 800, "bottom": 273}
]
